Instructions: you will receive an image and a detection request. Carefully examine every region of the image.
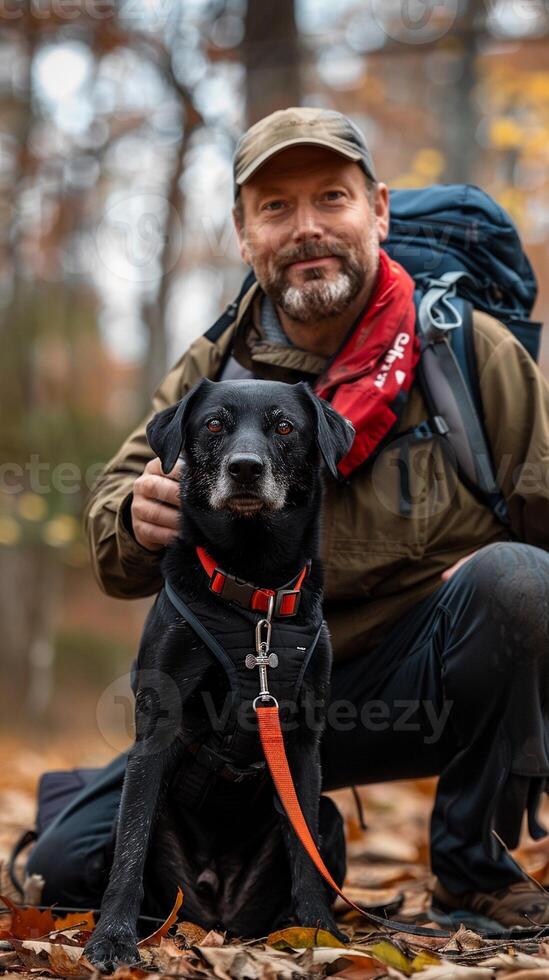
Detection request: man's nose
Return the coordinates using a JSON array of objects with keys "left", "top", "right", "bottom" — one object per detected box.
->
[
  {"left": 227, "top": 453, "right": 264, "bottom": 484},
  {"left": 291, "top": 202, "right": 323, "bottom": 243}
]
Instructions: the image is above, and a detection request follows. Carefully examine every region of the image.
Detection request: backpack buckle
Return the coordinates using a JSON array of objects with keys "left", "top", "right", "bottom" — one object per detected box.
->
[
  {"left": 433, "top": 415, "right": 450, "bottom": 435},
  {"left": 413, "top": 416, "right": 449, "bottom": 441}
]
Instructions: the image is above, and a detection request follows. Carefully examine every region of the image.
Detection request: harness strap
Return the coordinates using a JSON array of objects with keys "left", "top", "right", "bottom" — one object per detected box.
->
[
  {"left": 185, "top": 741, "right": 266, "bottom": 783},
  {"left": 164, "top": 581, "right": 240, "bottom": 691}
]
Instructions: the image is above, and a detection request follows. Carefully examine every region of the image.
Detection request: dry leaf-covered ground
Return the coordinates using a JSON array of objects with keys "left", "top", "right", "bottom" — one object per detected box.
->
[{"left": 2, "top": 735, "right": 549, "bottom": 979}]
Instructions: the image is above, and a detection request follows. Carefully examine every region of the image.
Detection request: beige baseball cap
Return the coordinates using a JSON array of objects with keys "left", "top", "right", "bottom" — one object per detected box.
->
[{"left": 233, "top": 107, "right": 377, "bottom": 196}]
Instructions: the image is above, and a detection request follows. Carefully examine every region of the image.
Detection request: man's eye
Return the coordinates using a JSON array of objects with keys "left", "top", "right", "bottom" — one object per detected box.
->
[
  {"left": 275, "top": 419, "right": 293, "bottom": 435},
  {"left": 263, "top": 200, "right": 285, "bottom": 212},
  {"left": 206, "top": 418, "right": 223, "bottom": 433},
  {"left": 323, "top": 190, "right": 345, "bottom": 201}
]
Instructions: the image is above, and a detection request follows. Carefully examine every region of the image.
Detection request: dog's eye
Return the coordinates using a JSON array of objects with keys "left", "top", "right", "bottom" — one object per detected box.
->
[
  {"left": 275, "top": 419, "right": 293, "bottom": 435},
  {"left": 206, "top": 418, "right": 223, "bottom": 433}
]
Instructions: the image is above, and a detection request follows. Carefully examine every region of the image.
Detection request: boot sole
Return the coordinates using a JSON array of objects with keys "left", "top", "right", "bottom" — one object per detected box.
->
[{"left": 430, "top": 904, "right": 518, "bottom": 935}]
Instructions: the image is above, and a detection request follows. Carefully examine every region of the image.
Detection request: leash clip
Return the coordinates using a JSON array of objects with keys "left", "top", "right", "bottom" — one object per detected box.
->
[
  {"left": 249, "top": 596, "right": 279, "bottom": 711},
  {"left": 255, "top": 617, "right": 272, "bottom": 655}
]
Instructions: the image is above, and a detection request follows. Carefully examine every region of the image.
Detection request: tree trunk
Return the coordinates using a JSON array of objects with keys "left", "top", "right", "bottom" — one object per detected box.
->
[
  {"left": 243, "top": 0, "right": 303, "bottom": 125},
  {"left": 439, "top": 0, "right": 485, "bottom": 183}
]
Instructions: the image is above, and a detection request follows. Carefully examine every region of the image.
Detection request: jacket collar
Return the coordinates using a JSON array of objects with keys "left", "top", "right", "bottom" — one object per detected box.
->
[{"left": 232, "top": 283, "right": 328, "bottom": 382}]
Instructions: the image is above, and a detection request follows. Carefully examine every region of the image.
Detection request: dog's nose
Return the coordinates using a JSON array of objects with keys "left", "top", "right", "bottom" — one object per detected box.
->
[{"left": 227, "top": 453, "right": 264, "bottom": 484}]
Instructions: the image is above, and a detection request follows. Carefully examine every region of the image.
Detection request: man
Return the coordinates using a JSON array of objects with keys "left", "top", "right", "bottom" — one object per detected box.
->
[{"left": 29, "top": 108, "right": 549, "bottom": 932}]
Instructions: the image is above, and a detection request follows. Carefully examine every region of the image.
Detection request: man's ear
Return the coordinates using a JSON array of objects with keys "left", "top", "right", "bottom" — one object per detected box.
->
[
  {"left": 375, "top": 182, "right": 390, "bottom": 242},
  {"left": 297, "top": 382, "right": 355, "bottom": 480},
  {"left": 146, "top": 378, "right": 213, "bottom": 474}
]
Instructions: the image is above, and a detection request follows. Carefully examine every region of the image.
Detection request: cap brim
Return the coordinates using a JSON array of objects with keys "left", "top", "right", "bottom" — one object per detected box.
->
[{"left": 235, "top": 136, "right": 364, "bottom": 186}]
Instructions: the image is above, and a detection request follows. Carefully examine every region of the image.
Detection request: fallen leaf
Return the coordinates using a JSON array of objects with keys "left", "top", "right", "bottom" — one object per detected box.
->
[
  {"left": 418, "top": 968, "right": 493, "bottom": 979},
  {"left": 324, "top": 953, "right": 388, "bottom": 978},
  {"left": 508, "top": 973, "right": 549, "bottom": 980},
  {"left": 483, "top": 952, "right": 549, "bottom": 971},
  {"left": 107, "top": 967, "right": 150, "bottom": 979},
  {"left": 364, "top": 939, "right": 440, "bottom": 976},
  {"left": 175, "top": 919, "right": 208, "bottom": 947},
  {"left": 12, "top": 938, "right": 92, "bottom": 976},
  {"left": 53, "top": 910, "right": 96, "bottom": 933},
  {"left": 198, "top": 945, "right": 313, "bottom": 979},
  {"left": 0, "top": 894, "right": 55, "bottom": 939},
  {"left": 198, "top": 929, "right": 225, "bottom": 947},
  {"left": 311, "top": 947, "right": 388, "bottom": 966},
  {"left": 137, "top": 886, "right": 183, "bottom": 947},
  {"left": 148, "top": 937, "right": 196, "bottom": 973},
  {"left": 47, "top": 943, "right": 93, "bottom": 977},
  {"left": 441, "top": 924, "right": 483, "bottom": 952},
  {"left": 0, "top": 950, "right": 19, "bottom": 969},
  {"left": 410, "top": 948, "right": 442, "bottom": 971},
  {"left": 267, "top": 925, "right": 346, "bottom": 949}
]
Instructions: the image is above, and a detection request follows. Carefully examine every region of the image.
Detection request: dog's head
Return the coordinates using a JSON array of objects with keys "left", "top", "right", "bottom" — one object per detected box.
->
[{"left": 146, "top": 379, "right": 354, "bottom": 518}]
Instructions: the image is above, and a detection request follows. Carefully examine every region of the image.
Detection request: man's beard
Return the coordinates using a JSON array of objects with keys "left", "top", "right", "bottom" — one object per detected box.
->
[{"left": 259, "top": 239, "right": 371, "bottom": 323}]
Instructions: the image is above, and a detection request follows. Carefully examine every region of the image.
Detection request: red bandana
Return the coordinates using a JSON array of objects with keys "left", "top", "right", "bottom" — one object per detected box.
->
[{"left": 314, "top": 249, "right": 420, "bottom": 478}]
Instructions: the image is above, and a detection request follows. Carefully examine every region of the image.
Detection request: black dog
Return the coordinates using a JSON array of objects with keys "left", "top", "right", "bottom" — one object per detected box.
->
[{"left": 84, "top": 378, "right": 355, "bottom": 971}]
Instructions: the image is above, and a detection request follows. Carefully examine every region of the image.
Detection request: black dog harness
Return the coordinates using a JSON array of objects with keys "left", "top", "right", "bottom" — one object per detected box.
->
[{"left": 164, "top": 549, "right": 323, "bottom": 812}]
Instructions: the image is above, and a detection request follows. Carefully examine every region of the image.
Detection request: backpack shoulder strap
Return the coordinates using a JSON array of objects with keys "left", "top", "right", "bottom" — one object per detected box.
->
[
  {"left": 447, "top": 298, "right": 484, "bottom": 421},
  {"left": 416, "top": 294, "right": 510, "bottom": 527},
  {"left": 204, "top": 269, "right": 256, "bottom": 343}
]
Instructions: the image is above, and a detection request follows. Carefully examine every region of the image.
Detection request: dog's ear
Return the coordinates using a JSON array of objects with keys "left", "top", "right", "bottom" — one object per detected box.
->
[
  {"left": 297, "top": 382, "right": 355, "bottom": 480},
  {"left": 146, "top": 378, "right": 213, "bottom": 474}
]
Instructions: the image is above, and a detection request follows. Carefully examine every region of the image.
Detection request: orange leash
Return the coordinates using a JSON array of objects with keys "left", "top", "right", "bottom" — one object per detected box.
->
[
  {"left": 248, "top": 599, "right": 454, "bottom": 937},
  {"left": 256, "top": 704, "right": 376, "bottom": 920}
]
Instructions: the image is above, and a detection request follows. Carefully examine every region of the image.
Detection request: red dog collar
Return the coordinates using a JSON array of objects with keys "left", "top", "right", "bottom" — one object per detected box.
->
[{"left": 196, "top": 546, "right": 310, "bottom": 617}]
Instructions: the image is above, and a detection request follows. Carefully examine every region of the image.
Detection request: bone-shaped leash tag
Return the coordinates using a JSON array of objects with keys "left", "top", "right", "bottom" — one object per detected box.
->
[{"left": 246, "top": 652, "right": 279, "bottom": 669}]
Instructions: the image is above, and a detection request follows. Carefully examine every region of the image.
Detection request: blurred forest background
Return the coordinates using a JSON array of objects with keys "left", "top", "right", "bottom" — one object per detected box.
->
[{"left": 2, "top": 0, "right": 549, "bottom": 745}]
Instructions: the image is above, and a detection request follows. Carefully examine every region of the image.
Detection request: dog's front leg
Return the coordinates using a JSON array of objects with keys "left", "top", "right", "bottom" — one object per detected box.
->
[
  {"left": 276, "top": 720, "right": 347, "bottom": 942},
  {"left": 84, "top": 671, "right": 187, "bottom": 973},
  {"left": 84, "top": 742, "right": 176, "bottom": 972}
]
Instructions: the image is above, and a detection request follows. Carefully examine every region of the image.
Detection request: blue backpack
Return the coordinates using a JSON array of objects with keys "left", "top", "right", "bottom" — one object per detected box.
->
[
  {"left": 205, "top": 183, "right": 541, "bottom": 525},
  {"left": 385, "top": 184, "right": 541, "bottom": 525}
]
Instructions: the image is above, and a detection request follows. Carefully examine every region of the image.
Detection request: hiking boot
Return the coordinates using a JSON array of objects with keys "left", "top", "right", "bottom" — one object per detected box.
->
[{"left": 430, "top": 879, "right": 549, "bottom": 934}]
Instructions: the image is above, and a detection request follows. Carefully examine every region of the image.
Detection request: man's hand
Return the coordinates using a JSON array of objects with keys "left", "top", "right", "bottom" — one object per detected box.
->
[
  {"left": 441, "top": 550, "right": 478, "bottom": 581},
  {"left": 131, "top": 457, "right": 182, "bottom": 552}
]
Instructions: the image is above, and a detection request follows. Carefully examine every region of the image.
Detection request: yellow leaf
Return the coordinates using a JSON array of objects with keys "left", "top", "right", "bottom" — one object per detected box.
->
[
  {"left": 364, "top": 939, "right": 441, "bottom": 975},
  {"left": 411, "top": 948, "right": 443, "bottom": 971},
  {"left": 267, "top": 925, "right": 346, "bottom": 949}
]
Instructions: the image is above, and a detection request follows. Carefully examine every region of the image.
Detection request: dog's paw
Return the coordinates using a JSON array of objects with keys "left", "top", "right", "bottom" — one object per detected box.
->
[{"left": 84, "top": 928, "right": 140, "bottom": 974}]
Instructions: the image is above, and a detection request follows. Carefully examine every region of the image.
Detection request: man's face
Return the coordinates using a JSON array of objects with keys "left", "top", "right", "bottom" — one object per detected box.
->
[{"left": 233, "top": 145, "right": 389, "bottom": 323}]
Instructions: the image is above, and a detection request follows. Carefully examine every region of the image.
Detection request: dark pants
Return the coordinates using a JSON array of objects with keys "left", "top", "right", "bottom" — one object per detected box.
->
[{"left": 28, "top": 542, "right": 549, "bottom": 905}]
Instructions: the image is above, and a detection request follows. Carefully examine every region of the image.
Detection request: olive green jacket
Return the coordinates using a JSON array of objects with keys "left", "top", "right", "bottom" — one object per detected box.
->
[{"left": 84, "top": 283, "right": 549, "bottom": 661}]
